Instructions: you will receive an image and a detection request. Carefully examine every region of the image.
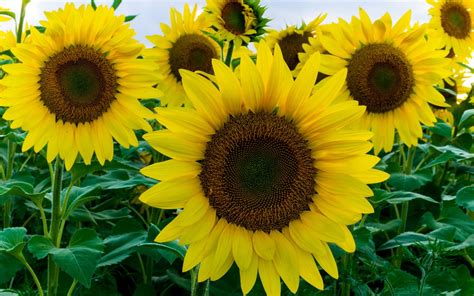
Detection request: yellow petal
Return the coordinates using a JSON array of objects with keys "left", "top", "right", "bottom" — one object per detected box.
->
[
  {"left": 335, "top": 225, "right": 356, "bottom": 253},
  {"left": 300, "top": 211, "right": 347, "bottom": 242},
  {"left": 176, "top": 194, "right": 209, "bottom": 227},
  {"left": 240, "top": 251, "right": 259, "bottom": 294},
  {"left": 232, "top": 226, "right": 253, "bottom": 270},
  {"left": 143, "top": 130, "right": 205, "bottom": 161},
  {"left": 182, "top": 238, "right": 207, "bottom": 272},
  {"left": 140, "top": 159, "right": 201, "bottom": 181},
  {"left": 270, "top": 231, "right": 299, "bottom": 293},
  {"left": 240, "top": 54, "right": 264, "bottom": 112},
  {"left": 312, "top": 241, "right": 339, "bottom": 279},
  {"left": 180, "top": 208, "right": 217, "bottom": 244},
  {"left": 139, "top": 177, "right": 201, "bottom": 209},
  {"left": 253, "top": 230, "right": 275, "bottom": 260},
  {"left": 212, "top": 223, "right": 234, "bottom": 275},
  {"left": 212, "top": 59, "right": 242, "bottom": 115},
  {"left": 258, "top": 258, "right": 281, "bottom": 296}
]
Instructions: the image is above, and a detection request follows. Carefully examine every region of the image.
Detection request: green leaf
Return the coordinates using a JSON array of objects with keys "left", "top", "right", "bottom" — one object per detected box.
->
[
  {"left": 431, "top": 145, "right": 473, "bottom": 160},
  {"left": 446, "top": 234, "right": 474, "bottom": 251},
  {"left": 382, "top": 269, "right": 419, "bottom": 296},
  {"left": 0, "top": 227, "right": 27, "bottom": 256},
  {"left": 429, "top": 122, "right": 452, "bottom": 139},
  {"left": 97, "top": 231, "right": 147, "bottom": 267},
  {"left": 458, "top": 109, "right": 474, "bottom": 129},
  {"left": 62, "top": 185, "right": 101, "bottom": 219},
  {"left": 421, "top": 151, "right": 457, "bottom": 169},
  {"left": 388, "top": 171, "right": 431, "bottom": 191},
  {"left": 112, "top": 0, "right": 122, "bottom": 9},
  {"left": 0, "top": 180, "right": 47, "bottom": 204},
  {"left": 456, "top": 185, "right": 474, "bottom": 210},
  {"left": 0, "top": 228, "right": 27, "bottom": 284},
  {"left": 29, "top": 229, "right": 104, "bottom": 288},
  {"left": 372, "top": 189, "right": 437, "bottom": 204},
  {"left": 90, "top": 0, "right": 97, "bottom": 9},
  {"left": 28, "top": 236, "right": 55, "bottom": 260},
  {"left": 378, "top": 232, "right": 434, "bottom": 250}
]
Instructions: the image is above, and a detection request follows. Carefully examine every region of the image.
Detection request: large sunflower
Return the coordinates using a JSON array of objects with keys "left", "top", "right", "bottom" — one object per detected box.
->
[
  {"left": 145, "top": 4, "right": 221, "bottom": 107},
  {"left": 315, "top": 9, "right": 451, "bottom": 154},
  {"left": 140, "top": 42, "right": 388, "bottom": 295},
  {"left": 0, "top": 4, "right": 160, "bottom": 170},
  {"left": 204, "top": 0, "right": 268, "bottom": 47},
  {"left": 427, "top": 0, "right": 474, "bottom": 60},
  {"left": 264, "top": 14, "right": 326, "bottom": 73}
]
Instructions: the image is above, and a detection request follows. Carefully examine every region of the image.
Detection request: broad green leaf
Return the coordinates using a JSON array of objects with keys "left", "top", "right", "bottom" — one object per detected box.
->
[
  {"left": 28, "top": 229, "right": 104, "bottom": 288},
  {"left": 446, "top": 234, "right": 474, "bottom": 251},
  {"left": 61, "top": 185, "right": 101, "bottom": 219},
  {"left": 421, "top": 151, "right": 457, "bottom": 169},
  {"left": 429, "top": 122, "right": 452, "bottom": 139},
  {"left": 97, "top": 231, "right": 147, "bottom": 267},
  {"left": 451, "top": 265, "right": 474, "bottom": 296},
  {"left": 378, "top": 232, "right": 433, "bottom": 250},
  {"left": 431, "top": 145, "right": 473, "bottom": 160},
  {"left": 455, "top": 185, "right": 474, "bottom": 210},
  {"left": 388, "top": 171, "right": 431, "bottom": 191},
  {"left": 0, "top": 180, "right": 46, "bottom": 204},
  {"left": 135, "top": 224, "right": 186, "bottom": 264},
  {"left": 372, "top": 189, "right": 437, "bottom": 204},
  {"left": 424, "top": 270, "right": 459, "bottom": 296},
  {"left": 458, "top": 109, "right": 474, "bottom": 129},
  {"left": 0, "top": 227, "right": 27, "bottom": 256},
  {"left": 381, "top": 269, "right": 419, "bottom": 296},
  {"left": 28, "top": 236, "right": 55, "bottom": 260},
  {"left": 0, "top": 228, "right": 27, "bottom": 284},
  {"left": 70, "top": 158, "right": 142, "bottom": 184}
]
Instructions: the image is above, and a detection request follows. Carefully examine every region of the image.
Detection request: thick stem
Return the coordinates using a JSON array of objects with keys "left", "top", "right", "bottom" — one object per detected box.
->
[
  {"left": 3, "top": 141, "right": 17, "bottom": 228},
  {"left": 340, "top": 253, "right": 352, "bottom": 296},
  {"left": 48, "top": 158, "right": 63, "bottom": 296},
  {"left": 190, "top": 266, "right": 199, "bottom": 296}
]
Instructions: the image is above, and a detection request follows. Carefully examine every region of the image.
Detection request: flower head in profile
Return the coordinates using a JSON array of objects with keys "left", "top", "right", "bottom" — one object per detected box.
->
[
  {"left": 140, "top": 42, "right": 388, "bottom": 295},
  {"left": 145, "top": 4, "right": 221, "bottom": 106},
  {"left": 0, "top": 4, "right": 160, "bottom": 169},
  {"left": 316, "top": 9, "right": 451, "bottom": 154}
]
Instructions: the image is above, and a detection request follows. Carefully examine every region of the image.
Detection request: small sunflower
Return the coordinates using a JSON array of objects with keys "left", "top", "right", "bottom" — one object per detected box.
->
[
  {"left": 317, "top": 9, "right": 452, "bottom": 154},
  {"left": 264, "top": 14, "right": 326, "bottom": 72},
  {"left": 145, "top": 4, "right": 221, "bottom": 107},
  {"left": 427, "top": 0, "right": 474, "bottom": 60},
  {"left": 204, "top": 0, "right": 269, "bottom": 47},
  {"left": 140, "top": 42, "right": 388, "bottom": 295},
  {"left": 0, "top": 4, "right": 160, "bottom": 170}
]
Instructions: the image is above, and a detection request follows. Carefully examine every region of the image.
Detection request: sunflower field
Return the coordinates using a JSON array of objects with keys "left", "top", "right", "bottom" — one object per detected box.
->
[{"left": 0, "top": 0, "right": 473, "bottom": 295}]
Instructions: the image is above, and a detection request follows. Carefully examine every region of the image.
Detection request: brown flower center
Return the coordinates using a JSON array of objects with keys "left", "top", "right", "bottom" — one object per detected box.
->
[
  {"left": 278, "top": 31, "right": 312, "bottom": 70},
  {"left": 199, "top": 112, "right": 316, "bottom": 232},
  {"left": 40, "top": 45, "right": 117, "bottom": 124},
  {"left": 222, "top": 1, "right": 246, "bottom": 35},
  {"left": 169, "top": 34, "right": 218, "bottom": 82},
  {"left": 347, "top": 43, "right": 414, "bottom": 113},
  {"left": 440, "top": 2, "right": 471, "bottom": 39}
]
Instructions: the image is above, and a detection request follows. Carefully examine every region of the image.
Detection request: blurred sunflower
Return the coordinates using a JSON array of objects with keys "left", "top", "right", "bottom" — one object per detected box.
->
[
  {"left": 204, "top": 0, "right": 269, "bottom": 47},
  {"left": 145, "top": 4, "right": 221, "bottom": 106},
  {"left": 264, "top": 14, "right": 326, "bottom": 72},
  {"left": 140, "top": 42, "right": 388, "bottom": 295},
  {"left": 318, "top": 9, "right": 451, "bottom": 154},
  {"left": 427, "top": 0, "right": 473, "bottom": 60},
  {"left": 0, "top": 4, "right": 160, "bottom": 170}
]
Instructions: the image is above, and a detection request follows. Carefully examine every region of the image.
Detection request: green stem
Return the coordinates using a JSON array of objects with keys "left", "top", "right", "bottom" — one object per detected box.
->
[
  {"left": 48, "top": 158, "right": 63, "bottom": 296},
  {"left": 3, "top": 141, "right": 17, "bottom": 228},
  {"left": 340, "top": 253, "right": 352, "bottom": 296},
  {"left": 15, "top": 254, "right": 44, "bottom": 296},
  {"left": 66, "top": 280, "right": 78, "bottom": 296},
  {"left": 190, "top": 266, "right": 199, "bottom": 296},
  {"left": 38, "top": 204, "right": 49, "bottom": 236},
  {"left": 137, "top": 254, "right": 147, "bottom": 284},
  {"left": 16, "top": 0, "right": 30, "bottom": 43},
  {"left": 224, "top": 40, "right": 234, "bottom": 66}
]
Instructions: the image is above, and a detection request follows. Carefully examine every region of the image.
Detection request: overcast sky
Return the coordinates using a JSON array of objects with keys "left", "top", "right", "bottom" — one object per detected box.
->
[{"left": 1, "top": 0, "right": 431, "bottom": 46}]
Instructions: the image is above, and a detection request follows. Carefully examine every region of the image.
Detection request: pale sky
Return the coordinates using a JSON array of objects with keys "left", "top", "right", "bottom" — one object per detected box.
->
[{"left": 1, "top": 0, "right": 431, "bottom": 46}]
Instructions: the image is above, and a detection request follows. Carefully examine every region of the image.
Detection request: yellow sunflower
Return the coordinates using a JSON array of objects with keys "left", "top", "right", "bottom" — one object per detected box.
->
[
  {"left": 145, "top": 4, "right": 221, "bottom": 107},
  {"left": 204, "top": 0, "right": 269, "bottom": 47},
  {"left": 427, "top": 0, "right": 474, "bottom": 61},
  {"left": 0, "top": 4, "right": 160, "bottom": 170},
  {"left": 315, "top": 9, "right": 451, "bottom": 154},
  {"left": 140, "top": 42, "right": 388, "bottom": 295},
  {"left": 264, "top": 14, "right": 326, "bottom": 72}
]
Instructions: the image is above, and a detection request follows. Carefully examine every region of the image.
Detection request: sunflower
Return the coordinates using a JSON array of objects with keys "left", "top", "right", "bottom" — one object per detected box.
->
[
  {"left": 140, "top": 42, "right": 388, "bottom": 295},
  {"left": 316, "top": 9, "right": 451, "bottom": 154},
  {"left": 204, "top": 0, "right": 269, "bottom": 47},
  {"left": 145, "top": 4, "right": 221, "bottom": 107},
  {"left": 427, "top": 0, "right": 474, "bottom": 61},
  {"left": 0, "top": 4, "right": 160, "bottom": 170},
  {"left": 265, "top": 15, "right": 326, "bottom": 73}
]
